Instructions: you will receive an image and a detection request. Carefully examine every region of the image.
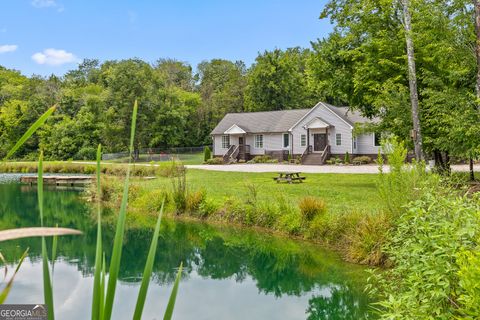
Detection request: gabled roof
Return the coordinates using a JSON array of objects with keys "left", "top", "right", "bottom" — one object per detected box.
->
[
  {"left": 210, "top": 109, "right": 311, "bottom": 135},
  {"left": 224, "top": 124, "right": 246, "bottom": 134},
  {"left": 305, "top": 117, "right": 332, "bottom": 129},
  {"left": 322, "top": 102, "right": 377, "bottom": 126},
  {"left": 210, "top": 102, "right": 377, "bottom": 135}
]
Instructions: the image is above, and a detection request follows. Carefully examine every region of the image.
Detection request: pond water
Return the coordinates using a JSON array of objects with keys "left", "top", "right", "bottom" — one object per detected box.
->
[{"left": 0, "top": 176, "right": 374, "bottom": 319}]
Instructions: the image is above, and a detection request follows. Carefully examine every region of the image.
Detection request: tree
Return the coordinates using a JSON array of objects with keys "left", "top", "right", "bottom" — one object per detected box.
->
[
  {"left": 245, "top": 48, "right": 315, "bottom": 111},
  {"left": 402, "top": 0, "right": 423, "bottom": 161}
]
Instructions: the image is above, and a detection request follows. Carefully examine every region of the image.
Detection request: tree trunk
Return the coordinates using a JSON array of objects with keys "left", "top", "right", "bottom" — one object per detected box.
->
[
  {"left": 402, "top": 0, "right": 423, "bottom": 161},
  {"left": 470, "top": 158, "right": 475, "bottom": 181}
]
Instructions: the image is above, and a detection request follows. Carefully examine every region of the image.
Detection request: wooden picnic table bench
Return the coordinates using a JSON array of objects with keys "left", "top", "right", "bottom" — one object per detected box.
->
[{"left": 273, "top": 172, "right": 306, "bottom": 184}]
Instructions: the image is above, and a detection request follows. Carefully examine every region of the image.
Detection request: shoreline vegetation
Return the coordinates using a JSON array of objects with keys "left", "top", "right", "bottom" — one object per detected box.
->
[{"left": 85, "top": 138, "right": 479, "bottom": 318}]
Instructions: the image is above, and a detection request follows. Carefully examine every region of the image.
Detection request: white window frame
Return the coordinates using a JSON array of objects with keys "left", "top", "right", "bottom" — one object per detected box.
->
[
  {"left": 254, "top": 134, "right": 264, "bottom": 148},
  {"left": 221, "top": 135, "right": 230, "bottom": 149},
  {"left": 283, "top": 133, "right": 290, "bottom": 148},
  {"left": 336, "top": 133, "right": 342, "bottom": 146},
  {"left": 300, "top": 134, "right": 306, "bottom": 147},
  {"left": 373, "top": 132, "right": 381, "bottom": 147}
]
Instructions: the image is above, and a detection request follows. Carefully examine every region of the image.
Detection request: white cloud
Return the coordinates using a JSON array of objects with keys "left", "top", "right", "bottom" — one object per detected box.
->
[
  {"left": 32, "top": 48, "right": 78, "bottom": 66},
  {"left": 31, "top": 0, "right": 56, "bottom": 8},
  {"left": 0, "top": 44, "right": 18, "bottom": 53},
  {"left": 31, "top": 0, "right": 64, "bottom": 12}
]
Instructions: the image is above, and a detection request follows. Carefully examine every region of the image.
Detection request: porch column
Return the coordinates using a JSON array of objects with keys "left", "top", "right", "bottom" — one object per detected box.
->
[{"left": 307, "top": 128, "right": 310, "bottom": 153}]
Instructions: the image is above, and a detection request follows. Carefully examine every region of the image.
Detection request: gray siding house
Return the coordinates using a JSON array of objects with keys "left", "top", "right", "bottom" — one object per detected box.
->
[{"left": 211, "top": 101, "right": 380, "bottom": 164}]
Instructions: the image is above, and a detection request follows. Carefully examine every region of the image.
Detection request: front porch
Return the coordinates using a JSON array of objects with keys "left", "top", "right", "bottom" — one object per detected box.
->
[{"left": 301, "top": 118, "right": 332, "bottom": 165}]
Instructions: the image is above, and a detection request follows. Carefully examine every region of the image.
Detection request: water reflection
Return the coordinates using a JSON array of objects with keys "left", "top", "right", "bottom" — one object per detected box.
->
[{"left": 0, "top": 180, "right": 373, "bottom": 319}]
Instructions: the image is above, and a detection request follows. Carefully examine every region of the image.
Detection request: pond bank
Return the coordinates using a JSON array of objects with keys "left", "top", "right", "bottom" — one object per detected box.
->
[{"left": 0, "top": 178, "right": 376, "bottom": 319}]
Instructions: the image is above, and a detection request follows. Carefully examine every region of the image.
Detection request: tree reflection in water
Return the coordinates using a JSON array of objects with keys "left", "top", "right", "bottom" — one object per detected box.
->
[{"left": 0, "top": 181, "right": 374, "bottom": 319}]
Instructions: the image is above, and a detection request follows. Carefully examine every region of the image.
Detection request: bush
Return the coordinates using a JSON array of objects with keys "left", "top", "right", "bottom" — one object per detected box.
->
[
  {"left": 368, "top": 192, "right": 480, "bottom": 319},
  {"left": 75, "top": 146, "right": 97, "bottom": 160},
  {"left": 352, "top": 156, "right": 372, "bottom": 164},
  {"left": 344, "top": 152, "right": 350, "bottom": 164},
  {"left": 203, "top": 146, "right": 211, "bottom": 162},
  {"left": 298, "top": 196, "right": 326, "bottom": 222},
  {"left": 205, "top": 157, "right": 223, "bottom": 165},
  {"left": 248, "top": 155, "right": 272, "bottom": 163}
]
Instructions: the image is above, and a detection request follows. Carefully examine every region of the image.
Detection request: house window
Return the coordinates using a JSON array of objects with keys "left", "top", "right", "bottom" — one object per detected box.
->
[
  {"left": 221, "top": 135, "right": 230, "bottom": 149},
  {"left": 353, "top": 138, "right": 357, "bottom": 149},
  {"left": 301, "top": 134, "right": 306, "bottom": 147},
  {"left": 374, "top": 132, "right": 382, "bottom": 147},
  {"left": 283, "top": 133, "right": 290, "bottom": 148},
  {"left": 254, "top": 134, "right": 264, "bottom": 148},
  {"left": 336, "top": 133, "right": 342, "bottom": 146}
]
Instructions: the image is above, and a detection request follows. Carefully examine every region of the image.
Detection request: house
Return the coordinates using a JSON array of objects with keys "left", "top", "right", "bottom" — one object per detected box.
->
[{"left": 210, "top": 101, "right": 381, "bottom": 164}]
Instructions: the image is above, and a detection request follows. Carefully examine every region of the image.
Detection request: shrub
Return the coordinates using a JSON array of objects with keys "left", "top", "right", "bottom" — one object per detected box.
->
[
  {"left": 75, "top": 146, "right": 97, "bottom": 160},
  {"left": 368, "top": 192, "right": 480, "bottom": 319},
  {"left": 249, "top": 155, "right": 272, "bottom": 163},
  {"left": 352, "top": 156, "right": 372, "bottom": 164},
  {"left": 205, "top": 157, "right": 223, "bottom": 165},
  {"left": 344, "top": 152, "right": 350, "bottom": 164},
  {"left": 298, "top": 196, "right": 326, "bottom": 222},
  {"left": 203, "top": 146, "right": 211, "bottom": 162}
]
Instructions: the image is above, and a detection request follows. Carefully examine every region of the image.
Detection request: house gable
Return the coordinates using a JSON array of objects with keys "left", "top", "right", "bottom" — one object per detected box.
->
[{"left": 224, "top": 124, "right": 246, "bottom": 134}]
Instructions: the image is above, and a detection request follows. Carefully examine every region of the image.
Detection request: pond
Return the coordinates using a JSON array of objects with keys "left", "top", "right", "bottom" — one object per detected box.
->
[{"left": 0, "top": 176, "right": 374, "bottom": 319}]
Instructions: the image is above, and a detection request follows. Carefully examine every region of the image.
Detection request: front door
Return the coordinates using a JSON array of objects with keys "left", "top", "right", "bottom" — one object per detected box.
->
[
  {"left": 238, "top": 137, "right": 244, "bottom": 146},
  {"left": 313, "top": 134, "right": 327, "bottom": 152}
]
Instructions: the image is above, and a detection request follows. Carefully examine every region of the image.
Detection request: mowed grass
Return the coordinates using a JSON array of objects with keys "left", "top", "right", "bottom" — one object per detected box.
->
[{"left": 138, "top": 169, "right": 381, "bottom": 214}]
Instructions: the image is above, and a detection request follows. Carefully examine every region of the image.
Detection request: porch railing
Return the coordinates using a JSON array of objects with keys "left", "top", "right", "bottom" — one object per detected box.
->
[
  {"left": 222, "top": 145, "right": 236, "bottom": 163},
  {"left": 320, "top": 145, "right": 331, "bottom": 164},
  {"left": 300, "top": 146, "right": 310, "bottom": 164}
]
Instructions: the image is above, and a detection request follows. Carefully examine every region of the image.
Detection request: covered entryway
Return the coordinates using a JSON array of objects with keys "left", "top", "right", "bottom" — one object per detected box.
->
[{"left": 313, "top": 133, "right": 327, "bottom": 152}]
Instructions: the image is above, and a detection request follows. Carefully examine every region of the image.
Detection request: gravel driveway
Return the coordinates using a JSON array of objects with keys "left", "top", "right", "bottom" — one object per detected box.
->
[{"left": 185, "top": 163, "right": 479, "bottom": 174}]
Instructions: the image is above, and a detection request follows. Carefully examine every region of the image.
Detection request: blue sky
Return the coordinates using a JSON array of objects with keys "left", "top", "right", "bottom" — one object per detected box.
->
[{"left": 0, "top": 0, "right": 332, "bottom": 76}]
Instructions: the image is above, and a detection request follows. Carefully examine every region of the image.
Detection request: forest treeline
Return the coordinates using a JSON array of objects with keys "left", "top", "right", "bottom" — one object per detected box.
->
[{"left": 1, "top": 0, "right": 479, "bottom": 161}]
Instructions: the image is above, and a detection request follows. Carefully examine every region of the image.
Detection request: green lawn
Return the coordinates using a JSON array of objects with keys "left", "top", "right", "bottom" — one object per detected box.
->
[{"left": 138, "top": 169, "right": 381, "bottom": 214}]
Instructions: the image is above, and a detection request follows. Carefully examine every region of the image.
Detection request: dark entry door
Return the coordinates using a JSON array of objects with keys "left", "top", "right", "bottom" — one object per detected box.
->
[
  {"left": 313, "top": 134, "right": 327, "bottom": 152},
  {"left": 238, "top": 137, "right": 244, "bottom": 145}
]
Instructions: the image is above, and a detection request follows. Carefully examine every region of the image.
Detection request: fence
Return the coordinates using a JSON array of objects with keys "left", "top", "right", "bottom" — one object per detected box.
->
[{"left": 102, "top": 146, "right": 209, "bottom": 163}]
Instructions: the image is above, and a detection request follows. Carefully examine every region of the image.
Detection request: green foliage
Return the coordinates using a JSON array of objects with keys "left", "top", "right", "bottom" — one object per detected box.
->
[
  {"left": 457, "top": 240, "right": 480, "bottom": 317},
  {"left": 377, "top": 138, "right": 429, "bottom": 216},
  {"left": 352, "top": 156, "right": 372, "bottom": 164},
  {"left": 186, "top": 190, "right": 206, "bottom": 214},
  {"left": 245, "top": 48, "right": 316, "bottom": 111},
  {"left": 247, "top": 155, "right": 272, "bottom": 163},
  {"left": 344, "top": 152, "right": 350, "bottom": 164},
  {"left": 298, "top": 196, "right": 327, "bottom": 223},
  {"left": 203, "top": 146, "right": 211, "bottom": 162},
  {"left": 205, "top": 157, "right": 223, "bottom": 165},
  {"left": 171, "top": 165, "right": 187, "bottom": 214},
  {"left": 369, "top": 192, "right": 480, "bottom": 319}
]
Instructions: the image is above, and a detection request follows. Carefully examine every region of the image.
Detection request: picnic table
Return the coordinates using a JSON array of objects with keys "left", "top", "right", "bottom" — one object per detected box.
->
[{"left": 273, "top": 172, "right": 306, "bottom": 184}]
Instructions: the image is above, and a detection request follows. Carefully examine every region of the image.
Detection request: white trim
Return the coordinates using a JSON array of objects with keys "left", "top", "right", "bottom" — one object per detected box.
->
[
  {"left": 288, "top": 101, "right": 323, "bottom": 131},
  {"left": 320, "top": 102, "right": 354, "bottom": 129},
  {"left": 336, "top": 133, "right": 342, "bottom": 146},
  {"left": 305, "top": 117, "right": 331, "bottom": 129},
  {"left": 254, "top": 134, "right": 264, "bottom": 148},
  {"left": 224, "top": 124, "right": 246, "bottom": 135}
]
